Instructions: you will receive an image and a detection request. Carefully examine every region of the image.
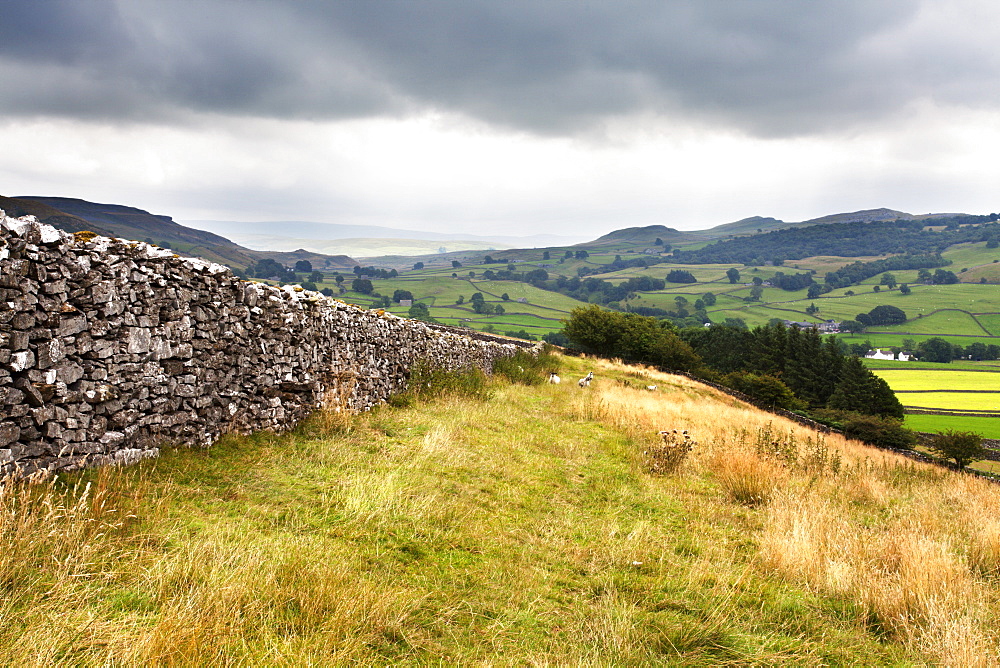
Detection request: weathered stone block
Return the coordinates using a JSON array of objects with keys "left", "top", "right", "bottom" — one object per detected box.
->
[{"left": 0, "top": 422, "right": 19, "bottom": 447}]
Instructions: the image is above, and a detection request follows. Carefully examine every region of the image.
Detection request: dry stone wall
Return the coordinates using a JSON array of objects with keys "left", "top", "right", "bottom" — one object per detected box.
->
[{"left": 0, "top": 212, "right": 533, "bottom": 479}]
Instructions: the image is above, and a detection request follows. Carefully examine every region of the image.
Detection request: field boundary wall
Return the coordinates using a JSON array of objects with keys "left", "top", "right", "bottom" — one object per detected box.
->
[{"left": 0, "top": 212, "right": 533, "bottom": 479}]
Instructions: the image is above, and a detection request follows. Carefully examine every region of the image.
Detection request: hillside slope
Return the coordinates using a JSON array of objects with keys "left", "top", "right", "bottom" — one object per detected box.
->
[
  {"left": 3, "top": 354, "right": 997, "bottom": 665},
  {"left": 14, "top": 196, "right": 358, "bottom": 270},
  {"left": 0, "top": 196, "right": 116, "bottom": 237},
  {"left": 590, "top": 224, "right": 701, "bottom": 245},
  {"left": 689, "top": 215, "right": 787, "bottom": 237},
  {"left": 586, "top": 208, "right": 972, "bottom": 247}
]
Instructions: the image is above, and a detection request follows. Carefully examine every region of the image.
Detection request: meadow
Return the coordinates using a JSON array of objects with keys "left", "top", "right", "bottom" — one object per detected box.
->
[
  {"left": 869, "top": 310, "right": 992, "bottom": 336},
  {"left": 3, "top": 354, "right": 1000, "bottom": 665},
  {"left": 904, "top": 413, "right": 1000, "bottom": 439},
  {"left": 893, "top": 392, "right": 1000, "bottom": 412},
  {"left": 873, "top": 368, "right": 1000, "bottom": 420},
  {"left": 874, "top": 369, "right": 1000, "bottom": 392},
  {"left": 838, "top": 331, "right": 1000, "bottom": 349}
]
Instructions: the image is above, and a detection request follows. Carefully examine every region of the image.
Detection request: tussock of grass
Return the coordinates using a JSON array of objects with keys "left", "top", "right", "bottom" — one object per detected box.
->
[
  {"left": 709, "top": 448, "right": 784, "bottom": 507},
  {"left": 2, "top": 354, "right": 999, "bottom": 664}
]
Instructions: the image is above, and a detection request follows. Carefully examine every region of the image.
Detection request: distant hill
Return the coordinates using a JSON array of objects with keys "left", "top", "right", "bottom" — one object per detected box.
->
[
  {"left": 0, "top": 196, "right": 116, "bottom": 237},
  {"left": 589, "top": 208, "right": 973, "bottom": 247},
  {"left": 797, "top": 208, "right": 914, "bottom": 226},
  {"left": 689, "top": 216, "right": 787, "bottom": 238},
  {"left": 11, "top": 197, "right": 357, "bottom": 271},
  {"left": 590, "top": 225, "right": 700, "bottom": 245}
]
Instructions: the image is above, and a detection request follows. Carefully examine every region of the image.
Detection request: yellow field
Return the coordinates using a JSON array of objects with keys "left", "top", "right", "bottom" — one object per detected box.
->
[
  {"left": 897, "top": 392, "right": 1000, "bottom": 412},
  {"left": 875, "top": 370, "right": 1000, "bottom": 392}
]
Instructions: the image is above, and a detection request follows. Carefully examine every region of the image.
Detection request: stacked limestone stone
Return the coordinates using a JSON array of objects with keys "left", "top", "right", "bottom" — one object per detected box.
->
[{"left": 0, "top": 212, "right": 532, "bottom": 480}]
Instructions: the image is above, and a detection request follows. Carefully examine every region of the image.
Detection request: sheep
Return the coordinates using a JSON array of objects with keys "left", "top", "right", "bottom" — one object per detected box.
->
[
  {"left": 548, "top": 372, "right": 561, "bottom": 384},
  {"left": 578, "top": 371, "right": 594, "bottom": 388},
  {"left": 646, "top": 385, "right": 657, "bottom": 391}
]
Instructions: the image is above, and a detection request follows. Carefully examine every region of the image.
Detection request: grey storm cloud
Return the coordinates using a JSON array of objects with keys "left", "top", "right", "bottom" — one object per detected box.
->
[{"left": 1, "top": 0, "right": 997, "bottom": 136}]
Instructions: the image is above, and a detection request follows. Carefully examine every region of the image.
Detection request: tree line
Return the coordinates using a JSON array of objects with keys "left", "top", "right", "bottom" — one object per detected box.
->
[
  {"left": 562, "top": 306, "right": 907, "bottom": 444},
  {"left": 670, "top": 217, "right": 1000, "bottom": 265}
]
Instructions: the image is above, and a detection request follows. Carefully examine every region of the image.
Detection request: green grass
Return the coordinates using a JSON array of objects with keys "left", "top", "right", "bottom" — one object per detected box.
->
[
  {"left": 904, "top": 413, "right": 1000, "bottom": 439},
  {"left": 835, "top": 332, "right": 1000, "bottom": 348},
  {"left": 943, "top": 241, "right": 1000, "bottom": 270},
  {"left": 869, "top": 310, "right": 991, "bottom": 336},
  {"left": 0, "top": 356, "right": 965, "bottom": 665},
  {"left": 592, "top": 263, "right": 743, "bottom": 285},
  {"left": 974, "top": 313, "right": 1000, "bottom": 336},
  {"left": 963, "top": 263, "right": 1000, "bottom": 284}
]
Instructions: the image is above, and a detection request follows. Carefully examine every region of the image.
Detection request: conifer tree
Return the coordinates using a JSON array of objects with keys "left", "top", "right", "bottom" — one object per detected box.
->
[{"left": 827, "top": 356, "right": 904, "bottom": 418}]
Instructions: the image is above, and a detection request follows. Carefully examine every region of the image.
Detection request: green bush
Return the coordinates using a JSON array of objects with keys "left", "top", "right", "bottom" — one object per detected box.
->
[
  {"left": 563, "top": 305, "right": 701, "bottom": 372},
  {"left": 928, "top": 429, "right": 987, "bottom": 468},
  {"left": 814, "top": 410, "right": 916, "bottom": 449},
  {"left": 721, "top": 372, "right": 805, "bottom": 411}
]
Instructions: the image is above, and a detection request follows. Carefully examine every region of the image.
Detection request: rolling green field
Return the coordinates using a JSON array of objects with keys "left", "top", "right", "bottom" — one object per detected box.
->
[
  {"left": 964, "top": 263, "right": 1000, "bottom": 284},
  {"left": 837, "top": 332, "right": 1000, "bottom": 348},
  {"left": 942, "top": 241, "right": 1000, "bottom": 271},
  {"left": 279, "top": 233, "right": 1000, "bottom": 414},
  {"left": 868, "top": 309, "right": 992, "bottom": 336},
  {"left": 593, "top": 263, "right": 743, "bottom": 285},
  {"left": 975, "top": 313, "right": 1000, "bottom": 335},
  {"left": 904, "top": 413, "right": 1000, "bottom": 439}
]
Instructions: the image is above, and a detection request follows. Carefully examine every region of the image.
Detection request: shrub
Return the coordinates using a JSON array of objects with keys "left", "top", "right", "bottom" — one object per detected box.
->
[
  {"left": 562, "top": 305, "right": 702, "bottom": 372},
  {"left": 721, "top": 372, "right": 805, "bottom": 411},
  {"left": 815, "top": 410, "right": 916, "bottom": 449},
  {"left": 928, "top": 429, "right": 987, "bottom": 468},
  {"left": 646, "top": 430, "right": 696, "bottom": 475},
  {"left": 666, "top": 269, "right": 697, "bottom": 283}
]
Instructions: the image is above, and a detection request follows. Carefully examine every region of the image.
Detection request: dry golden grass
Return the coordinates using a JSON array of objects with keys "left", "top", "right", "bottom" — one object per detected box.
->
[
  {"left": 572, "top": 356, "right": 1000, "bottom": 666},
  {"left": 708, "top": 448, "right": 785, "bottom": 507},
  {"left": 4, "top": 353, "right": 1000, "bottom": 664}
]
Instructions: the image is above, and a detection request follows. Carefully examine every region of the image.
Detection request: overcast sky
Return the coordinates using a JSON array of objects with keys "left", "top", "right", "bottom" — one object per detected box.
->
[{"left": 2, "top": 0, "right": 1000, "bottom": 237}]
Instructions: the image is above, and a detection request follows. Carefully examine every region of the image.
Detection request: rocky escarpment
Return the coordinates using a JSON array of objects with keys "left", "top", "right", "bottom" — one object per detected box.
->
[{"left": 0, "top": 212, "right": 532, "bottom": 480}]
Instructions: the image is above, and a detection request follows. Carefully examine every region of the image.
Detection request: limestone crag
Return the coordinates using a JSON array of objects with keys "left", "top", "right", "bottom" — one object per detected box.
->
[{"left": 0, "top": 212, "right": 533, "bottom": 480}]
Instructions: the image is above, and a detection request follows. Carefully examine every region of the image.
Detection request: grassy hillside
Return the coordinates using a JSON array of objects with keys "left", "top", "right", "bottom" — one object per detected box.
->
[
  {"left": 3, "top": 354, "right": 1000, "bottom": 664},
  {"left": 13, "top": 196, "right": 358, "bottom": 271},
  {"left": 0, "top": 195, "right": 116, "bottom": 236}
]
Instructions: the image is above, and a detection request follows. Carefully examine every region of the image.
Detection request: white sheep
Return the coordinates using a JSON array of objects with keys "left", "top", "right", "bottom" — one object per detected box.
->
[
  {"left": 578, "top": 371, "right": 594, "bottom": 388},
  {"left": 646, "top": 385, "right": 657, "bottom": 391},
  {"left": 548, "top": 372, "right": 561, "bottom": 384}
]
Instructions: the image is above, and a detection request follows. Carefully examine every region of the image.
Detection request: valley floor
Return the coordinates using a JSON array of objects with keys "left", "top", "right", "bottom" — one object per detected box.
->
[{"left": 2, "top": 354, "right": 999, "bottom": 665}]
